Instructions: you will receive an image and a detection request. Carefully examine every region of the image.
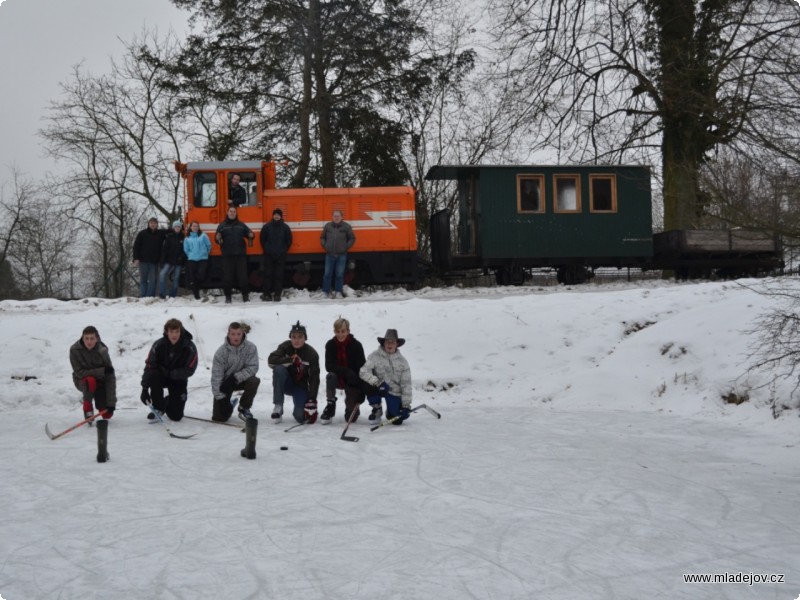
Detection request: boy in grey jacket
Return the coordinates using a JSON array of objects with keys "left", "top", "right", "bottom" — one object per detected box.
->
[
  {"left": 359, "top": 329, "right": 412, "bottom": 424},
  {"left": 320, "top": 210, "right": 355, "bottom": 298},
  {"left": 211, "top": 322, "right": 260, "bottom": 422}
]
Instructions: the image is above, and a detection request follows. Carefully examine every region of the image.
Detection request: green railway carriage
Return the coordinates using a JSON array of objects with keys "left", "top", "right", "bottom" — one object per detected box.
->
[{"left": 427, "top": 164, "right": 655, "bottom": 284}]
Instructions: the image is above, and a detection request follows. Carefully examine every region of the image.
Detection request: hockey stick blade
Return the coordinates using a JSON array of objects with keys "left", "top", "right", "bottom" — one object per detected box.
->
[
  {"left": 417, "top": 404, "right": 442, "bottom": 419},
  {"left": 369, "top": 404, "right": 441, "bottom": 432},
  {"left": 339, "top": 405, "right": 361, "bottom": 442},
  {"left": 184, "top": 415, "right": 245, "bottom": 432},
  {"left": 147, "top": 401, "right": 197, "bottom": 439},
  {"left": 284, "top": 420, "right": 311, "bottom": 432},
  {"left": 45, "top": 410, "right": 108, "bottom": 440}
]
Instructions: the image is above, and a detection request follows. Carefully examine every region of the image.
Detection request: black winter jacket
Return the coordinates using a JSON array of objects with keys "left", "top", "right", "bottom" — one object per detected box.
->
[
  {"left": 161, "top": 231, "right": 186, "bottom": 265},
  {"left": 142, "top": 329, "right": 198, "bottom": 385},
  {"left": 215, "top": 218, "right": 252, "bottom": 256},
  {"left": 324, "top": 334, "right": 366, "bottom": 388},
  {"left": 133, "top": 228, "right": 166, "bottom": 263},
  {"left": 259, "top": 220, "right": 293, "bottom": 257}
]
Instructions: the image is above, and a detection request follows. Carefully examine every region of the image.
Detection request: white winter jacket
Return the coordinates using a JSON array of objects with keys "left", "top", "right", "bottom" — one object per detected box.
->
[{"left": 360, "top": 347, "right": 412, "bottom": 407}]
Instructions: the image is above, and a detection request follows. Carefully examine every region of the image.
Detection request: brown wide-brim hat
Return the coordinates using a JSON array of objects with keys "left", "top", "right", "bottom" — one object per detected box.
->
[{"left": 378, "top": 329, "right": 405, "bottom": 347}]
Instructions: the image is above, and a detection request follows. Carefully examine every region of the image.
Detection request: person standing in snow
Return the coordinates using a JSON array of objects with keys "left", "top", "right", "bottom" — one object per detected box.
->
[
  {"left": 210, "top": 322, "right": 260, "bottom": 422},
  {"left": 140, "top": 318, "right": 198, "bottom": 422},
  {"left": 320, "top": 209, "right": 355, "bottom": 298},
  {"left": 132, "top": 217, "right": 166, "bottom": 297},
  {"left": 359, "top": 329, "right": 412, "bottom": 425},
  {"left": 159, "top": 220, "right": 186, "bottom": 299},
  {"left": 183, "top": 220, "right": 212, "bottom": 300},
  {"left": 259, "top": 207, "right": 293, "bottom": 302},
  {"left": 215, "top": 206, "right": 254, "bottom": 303},
  {"left": 69, "top": 325, "right": 117, "bottom": 420},
  {"left": 267, "top": 321, "right": 320, "bottom": 424},
  {"left": 321, "top": 317, "right": 366, "bottom": 424}
]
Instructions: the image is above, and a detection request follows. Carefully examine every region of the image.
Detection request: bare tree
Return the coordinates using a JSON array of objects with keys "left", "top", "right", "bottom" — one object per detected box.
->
[
  {"left": 0, "top": 169, "right": 80, "bottom": 299},
  {"left": 40, "top": 32, "right": 195, "bottom": 297},
  {"left": 493, "top": 0, "right": 800, "bottom": 231}
]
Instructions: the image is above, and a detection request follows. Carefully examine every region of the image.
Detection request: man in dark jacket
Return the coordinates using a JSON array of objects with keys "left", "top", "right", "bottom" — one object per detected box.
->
[
  {"left": 320, "top": 209, "right": 355, "bottom": 298},
  {"left": 140, "top": 318, "right": 199, "bottom": 421},
  {"left": 215, "top": 207, "right": 254, "bottom": 303},
  {"left": 267, "top": 321, "right": 320, "bottom": 424},
  {"left": 321, "top": 317, "right": 366, "bottom": 424},
  {"left": 70, "top": 325, "right": 117, "bottom": 420},
  {"left": 259, "top": 207, "right": 293, "bottom": 302},
  {"left": 159, "top": 220, "right": 186, "bottom": 299},
  {"left": 228, "top": 173, "right": 247, "bottom": 207},
  {"left": 132, "top": 217, "right": 166, "bottom": 297}
]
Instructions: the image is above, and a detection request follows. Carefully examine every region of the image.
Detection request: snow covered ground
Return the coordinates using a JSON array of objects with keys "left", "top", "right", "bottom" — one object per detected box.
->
[{"left": 0, "top": 279, "right": 798, "bottom": 600}]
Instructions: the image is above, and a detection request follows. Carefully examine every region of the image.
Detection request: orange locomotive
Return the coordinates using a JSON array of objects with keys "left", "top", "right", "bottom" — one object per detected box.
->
[{"left": 176, "top": 160, "right": 418, "bottom": 290}]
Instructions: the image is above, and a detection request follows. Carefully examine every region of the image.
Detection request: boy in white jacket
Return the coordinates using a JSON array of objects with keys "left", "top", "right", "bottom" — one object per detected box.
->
[{"left": 359, "top": 329, "right": 412, "bottom": 424}]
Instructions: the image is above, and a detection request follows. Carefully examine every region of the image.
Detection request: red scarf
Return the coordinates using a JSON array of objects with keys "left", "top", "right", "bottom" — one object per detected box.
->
[{"left": 335, "top": 335, "right": 351, "bottom": 387}]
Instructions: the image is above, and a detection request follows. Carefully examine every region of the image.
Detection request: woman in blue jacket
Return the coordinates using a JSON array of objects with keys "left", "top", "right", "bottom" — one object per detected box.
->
[{"left": 183, "top": 221, "right": 212, "bottom": 300}]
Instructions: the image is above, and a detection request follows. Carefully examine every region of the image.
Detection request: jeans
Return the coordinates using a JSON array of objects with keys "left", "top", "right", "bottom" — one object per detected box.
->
[
  {"left": 159, "top": 264, "right": 182, "bottom": 298},
  {"left": 322, "top": 254, "right": 347, "bottom": 294},
  {"left": 138, "top": 262, "right": 158, "bottom": 297},
  {"left": 272, "top": 365, "right": 308, "bottom": 423}
]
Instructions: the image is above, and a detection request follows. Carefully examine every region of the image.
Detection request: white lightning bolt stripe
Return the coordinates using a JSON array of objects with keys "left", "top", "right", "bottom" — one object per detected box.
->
[{"left": 199, "top": 210, "right": 414, "bottom": 233}]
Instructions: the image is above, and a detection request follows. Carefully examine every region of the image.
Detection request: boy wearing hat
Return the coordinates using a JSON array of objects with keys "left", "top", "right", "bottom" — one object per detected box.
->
[
  {"left": 159, "top": 220, "right": 186, "bottom": 299},
  {"left": 259, "top": 207, "right": 293, "bottom": 301},
  {"left": 267, "top": 321, "right": 320, "bottom": 423},
  {"left": 360, "top": 329, "right": 413, "bottom": 424}
]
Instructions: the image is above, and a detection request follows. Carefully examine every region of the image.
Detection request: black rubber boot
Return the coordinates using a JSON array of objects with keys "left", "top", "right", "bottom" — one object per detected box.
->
[
  {"left": 240, "top": 417, "right": 258, "bottom": 459},
  {"left": 96, "top": 418, "right": 109, "bottom": 463}
]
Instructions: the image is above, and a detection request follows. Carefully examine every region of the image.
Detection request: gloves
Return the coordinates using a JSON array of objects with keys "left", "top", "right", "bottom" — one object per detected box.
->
[
  {"left": 103, "top": 407, "right": 115, "bottom": 418},
  {"left": 400, "top": 406, "right": 411, "bottom": 420},
  {"left": 82, "top": 376, "right": 97, "bottom": 393},
  {"left": 378, "top": 381, "right": 390, "bottom": 394},
  {"left": 293, "top": 355, "right": 304, "bottom": 382},
  {"left": 304, "top": 399, "right": 318, "bottom": 424},
  {"left": 104, "top": 366, "right": 115, "bottom": 375},
  {"left": 140, "top": 387, "right": 151, "bottom": 405}
]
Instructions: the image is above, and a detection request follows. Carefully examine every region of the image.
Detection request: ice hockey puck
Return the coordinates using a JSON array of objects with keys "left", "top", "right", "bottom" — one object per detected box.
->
[{"left": 280, "top": 446, "right": 288, "bottom": 451}]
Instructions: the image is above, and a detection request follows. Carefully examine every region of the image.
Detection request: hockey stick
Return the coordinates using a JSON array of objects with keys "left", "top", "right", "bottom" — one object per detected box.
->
[
  {"left": 340, "top": 404, "right": 361, "bottom": 443},
  {"left": 284, "top": 420, "right": 311, "bottom": 432},
  {"left": 45, "top": 410, "right": 108, "bottom": 440},
  {"left": 369, "top": 403, "right": 441, "bottom": 432},
  {"left": 146, "top": 401, "right": 197, "bottom": 439},
  {"left": 184, "top": 415, "right": 245, "bottom": 432}
]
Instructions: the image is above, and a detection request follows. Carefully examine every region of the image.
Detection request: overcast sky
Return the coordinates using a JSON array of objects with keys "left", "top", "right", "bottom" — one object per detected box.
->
[{"left": 0, "top": 0, "right": 188, "bottom": 181}]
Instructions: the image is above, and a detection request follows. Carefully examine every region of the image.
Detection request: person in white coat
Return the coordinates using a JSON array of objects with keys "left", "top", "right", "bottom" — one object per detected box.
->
[{"left": 359, "top": 329, "right": 412, "bottom": 425}]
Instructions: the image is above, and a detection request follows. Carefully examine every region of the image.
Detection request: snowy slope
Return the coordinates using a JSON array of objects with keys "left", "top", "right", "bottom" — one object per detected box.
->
[{"left": 0, "top": 280, "right": 798, "bottom": 600}]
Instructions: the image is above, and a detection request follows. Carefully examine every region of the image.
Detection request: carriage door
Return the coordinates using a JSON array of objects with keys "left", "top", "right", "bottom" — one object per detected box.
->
[{"left": 457, "top": 176, "right": 477, "bottom": 256}]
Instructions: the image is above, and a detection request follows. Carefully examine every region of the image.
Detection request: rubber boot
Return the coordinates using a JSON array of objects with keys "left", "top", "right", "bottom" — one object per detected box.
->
[
  {"left": 240, "top": 417, "right": 258, "bottom": 459},
  {"left": 96, "top": 419, "right": 109, "bottom": 463}
]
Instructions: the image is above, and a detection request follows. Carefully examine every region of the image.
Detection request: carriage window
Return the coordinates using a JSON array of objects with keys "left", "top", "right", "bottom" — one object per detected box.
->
[
  {"left": 554, "top": 175, "right": 580, "bottom": 213},
  {"left": 517, "top": 175, "right": 544, "bottom": 213},
  {"left": 193, "top": 172, "right": 217, "bottom": 207},
  {"left": 590, "top": 175, "right": 617, "bottom": 212}
]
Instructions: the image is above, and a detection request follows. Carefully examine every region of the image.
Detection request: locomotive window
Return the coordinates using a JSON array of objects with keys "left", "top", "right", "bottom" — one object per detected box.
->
[
  {"left": 554, "top": 175, "right": 581, "bottom": 213},
  {"left": 589, "top": 175, "right": 617, "bottom": 212},
  {"left": 517, "top": 175, "right": 544, "bottom": 213},
  {"left": 193, "top": 172, "right": 217, "bottom": 207},
  {"left": 228, "top": 172, "right": 257, "bottom": 206}
]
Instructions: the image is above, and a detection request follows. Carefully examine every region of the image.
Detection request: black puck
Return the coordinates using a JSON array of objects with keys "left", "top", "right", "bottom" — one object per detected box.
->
[{"left": 280, "top": 446, "right": 288, "bottom": 450}]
